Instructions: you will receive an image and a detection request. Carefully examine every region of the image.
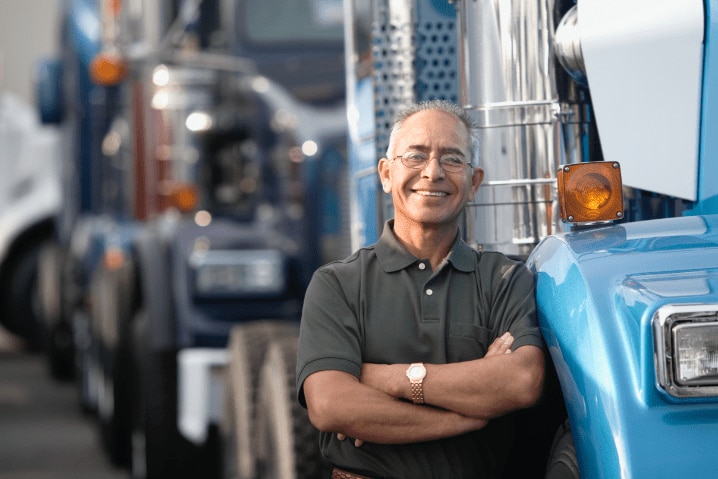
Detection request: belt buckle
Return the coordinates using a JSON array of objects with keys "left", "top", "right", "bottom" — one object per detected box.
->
[{"left": 331, "top": 466, "right": 372, "bottom": 479}]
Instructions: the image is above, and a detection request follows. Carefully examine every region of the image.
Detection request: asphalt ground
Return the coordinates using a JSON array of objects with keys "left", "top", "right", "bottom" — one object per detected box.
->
[{"left": 0, "top": 327, "right": 128, "bottom": 479}]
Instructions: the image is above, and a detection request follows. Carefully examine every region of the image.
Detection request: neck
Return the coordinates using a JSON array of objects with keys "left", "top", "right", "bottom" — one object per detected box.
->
[{"left": 392, "top": 220, "right": 458, "bottom": 270}]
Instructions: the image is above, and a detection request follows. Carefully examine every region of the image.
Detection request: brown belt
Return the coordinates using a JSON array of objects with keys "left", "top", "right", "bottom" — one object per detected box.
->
[{"left": 331, "top": 466, "right": 373, "bottom": 479}]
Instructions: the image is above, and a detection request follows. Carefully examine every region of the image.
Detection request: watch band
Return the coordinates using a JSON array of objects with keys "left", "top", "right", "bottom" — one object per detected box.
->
[{"left": 410, "top": 380, "right": 425, "bottom": 405}]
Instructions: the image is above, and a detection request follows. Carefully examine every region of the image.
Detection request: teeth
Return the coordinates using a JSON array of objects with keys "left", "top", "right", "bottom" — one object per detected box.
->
[{"left": 416, "top": 191, "right": 447, "bottom": 197}]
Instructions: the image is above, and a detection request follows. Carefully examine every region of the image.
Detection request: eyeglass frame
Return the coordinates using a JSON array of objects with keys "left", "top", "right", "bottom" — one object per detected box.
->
[{"left": 390, "top": 150, "right": 474, "bottom": 173}]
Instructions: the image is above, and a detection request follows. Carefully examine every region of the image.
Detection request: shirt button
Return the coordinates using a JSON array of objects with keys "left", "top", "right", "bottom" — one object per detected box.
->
[
  {"left": 419, "top": 263, "right": 426, "bottom": 270},
  {"left": 426, "top": 289, "right": 433, "bottom": 296}
]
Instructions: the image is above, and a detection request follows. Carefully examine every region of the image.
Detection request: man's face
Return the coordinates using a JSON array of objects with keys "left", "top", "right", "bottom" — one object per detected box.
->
[{"left": 378, "top": 109, "right": 483, "bottom": 231}]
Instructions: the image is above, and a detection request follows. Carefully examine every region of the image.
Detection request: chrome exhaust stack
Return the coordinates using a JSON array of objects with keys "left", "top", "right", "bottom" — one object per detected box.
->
[{"left": 456, "top": 0, "right": 593, "bottom": 257}]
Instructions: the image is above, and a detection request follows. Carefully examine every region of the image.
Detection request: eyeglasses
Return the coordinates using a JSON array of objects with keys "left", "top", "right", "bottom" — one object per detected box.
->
[{"left": 392, "top": 150, "right": 471, "bottom": 173}]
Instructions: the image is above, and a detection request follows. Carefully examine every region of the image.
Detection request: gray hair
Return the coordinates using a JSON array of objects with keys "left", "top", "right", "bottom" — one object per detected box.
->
[{"left": 385, "top": 99, "right": 481, "bottom": 166}]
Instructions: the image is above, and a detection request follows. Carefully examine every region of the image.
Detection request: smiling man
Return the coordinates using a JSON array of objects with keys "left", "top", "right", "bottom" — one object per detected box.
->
[{"left": 297, "top": 100, "right": 546, "bottom": 479}]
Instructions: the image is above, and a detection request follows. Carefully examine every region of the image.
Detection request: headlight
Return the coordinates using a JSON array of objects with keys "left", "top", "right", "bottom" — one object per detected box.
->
[
  {"left": 653, "top": 304, "right": 718, "bottom": 398},
  {"left": 673, "top": 323, "right": 718, "bottom": 385},
  {"left": 189, "top": 250, "right": 285, "bottom": 298}
]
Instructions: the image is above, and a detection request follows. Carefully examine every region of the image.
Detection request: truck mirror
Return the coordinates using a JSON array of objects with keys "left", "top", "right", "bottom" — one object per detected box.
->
[
  {"left": 557, "top": 161, "right": 624, "bottom": 224},
  {"left": 36, "top": 58, "right": 64, "bottom": 124}
]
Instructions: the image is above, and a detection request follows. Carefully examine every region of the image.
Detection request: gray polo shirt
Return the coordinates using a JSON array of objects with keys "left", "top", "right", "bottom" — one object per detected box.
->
[{"left": 297, "top": 221, "right": 543, "bottom": 478}]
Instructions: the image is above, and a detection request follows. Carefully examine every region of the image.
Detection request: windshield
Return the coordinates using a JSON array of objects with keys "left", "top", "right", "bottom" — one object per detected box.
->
[{"left": 244, "top": 0, "right": 343, "bottom": 44}]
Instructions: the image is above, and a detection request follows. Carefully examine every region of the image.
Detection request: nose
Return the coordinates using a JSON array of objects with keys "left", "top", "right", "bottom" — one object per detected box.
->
[{"left": 421, "top": 156, "right": 446, "bottom": 179}]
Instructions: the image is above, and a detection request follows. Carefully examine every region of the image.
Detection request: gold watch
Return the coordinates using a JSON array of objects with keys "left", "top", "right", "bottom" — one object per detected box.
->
[{"left": 406, "top": 362, "right": 427, "bottom": 404}]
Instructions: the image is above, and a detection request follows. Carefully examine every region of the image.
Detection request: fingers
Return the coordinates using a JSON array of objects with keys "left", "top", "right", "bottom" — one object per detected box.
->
[
  {"left": 486, "top": 332, "right": 514, "bottom": 357},
  {"left": 502, "top": 332, "right": 514, "bottom": 354},
  {"left": 336, "top": 433, "right": 364, "bottom": 447}
]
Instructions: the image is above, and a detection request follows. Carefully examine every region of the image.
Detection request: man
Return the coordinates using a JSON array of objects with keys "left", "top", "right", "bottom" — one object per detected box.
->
[{"left": 296, "top": 100, "right": 545, "bottom": 478}]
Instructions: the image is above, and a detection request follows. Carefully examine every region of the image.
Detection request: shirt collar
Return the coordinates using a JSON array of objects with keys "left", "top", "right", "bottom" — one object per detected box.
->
[{"left": 375, "top": 220, "right": 476, "bottom": 273}]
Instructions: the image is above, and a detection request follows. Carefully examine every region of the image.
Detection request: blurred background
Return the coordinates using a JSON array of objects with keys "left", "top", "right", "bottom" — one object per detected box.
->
[
  {"left": 2, "top": 4, "right": 127, "bottom": 478},
  {"left": 0, "top": 0, "right": 350, "bottom": 477},
  {"left": 0, "top": 0, "right": 59, "bottom": 351},
  {"left": 1, "top": 0, "right": 60, "bottom": 105}
]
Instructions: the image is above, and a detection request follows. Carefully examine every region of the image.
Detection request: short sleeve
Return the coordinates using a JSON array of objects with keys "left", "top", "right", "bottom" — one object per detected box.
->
[
  {"left": 296, "top": 265, "right": 363, "bottom": 407},
  {"left": 481, "top": 253, "right": 544, "bottom": 351}
]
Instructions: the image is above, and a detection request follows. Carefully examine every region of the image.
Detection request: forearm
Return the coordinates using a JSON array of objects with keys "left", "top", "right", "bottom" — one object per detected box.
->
[
  {"left": 361, "top": 345, "right": 545, "bottom": 420},
  {"left": 424, "top": 346, "right": 545, "bottom": 417},
  {"left": 304, "top": 370, "right": 487, "bottom": 444}
]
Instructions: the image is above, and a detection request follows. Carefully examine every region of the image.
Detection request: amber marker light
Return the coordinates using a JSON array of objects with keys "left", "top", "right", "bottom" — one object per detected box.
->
[
  {"left": 557, "top": 161, "right": 624, "bottom": 224},
  {"left": 90, "top": 52, "right": 128, "bottom": 86},
  {"left": 103, "top": 247, "right": 126, "bottom": 271},
  {"left": 107, "top": 0, "right": 122, "bottom": 16},
  {"left": 159, "top": 181, "right": 200, "bottom": 213}
]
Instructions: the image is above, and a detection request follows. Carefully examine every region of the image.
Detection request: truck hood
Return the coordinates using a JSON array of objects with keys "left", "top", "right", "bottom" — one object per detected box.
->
[{"left": 527, "top": 214, "right": 718, "bottom": 478}]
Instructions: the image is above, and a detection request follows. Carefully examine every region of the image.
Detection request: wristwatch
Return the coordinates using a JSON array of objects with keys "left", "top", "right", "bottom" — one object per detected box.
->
[{"left": 406, "top": 362, "right": 427, "bottom": 404}]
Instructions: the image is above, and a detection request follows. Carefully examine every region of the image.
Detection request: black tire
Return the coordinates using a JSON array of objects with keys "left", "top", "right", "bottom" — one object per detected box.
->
[
  {"left": 36, "top": 241, "right": 63, "bottom": 327},
  {"left": 37, "top": 241, "right": 75, "bottom": 380},
  {"left": 130, "top": 309, "right": 180, "bottom": 479},
  {"left": 95, "top": 261, "right": 135, "bottom": 466},
  {"left": 221, "top": 320, "right": 299, "bottom": 479},
  {"left": 545, "top": 419, "right": 580, "bottom": 479},
  {"left": 46, "top": 319, "right": 74, "bottom": 380},
  {"left": 1, "top": 238, "right": 45, "bottom": 349},
  {"left": 255, "top": 336, "right": 329, "bottom": 479},
  {"left": 74, "top": 307, "right": 97, "bottom": 415},
  {"left": 130, "top": 310, "right": 220, "bottom": 479}
]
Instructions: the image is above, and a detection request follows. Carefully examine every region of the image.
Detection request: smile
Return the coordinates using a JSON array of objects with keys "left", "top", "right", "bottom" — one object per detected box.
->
[{"left": 415, "top": 190, "right": 448, "bottom": 197}]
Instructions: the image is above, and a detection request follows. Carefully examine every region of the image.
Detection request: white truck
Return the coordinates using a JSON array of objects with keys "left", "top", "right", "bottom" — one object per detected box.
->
[{"left": 0, "top": 91, "right": 60, "bottom": 353}]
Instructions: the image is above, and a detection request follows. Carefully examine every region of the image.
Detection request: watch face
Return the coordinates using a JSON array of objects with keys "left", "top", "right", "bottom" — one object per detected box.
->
[{"left": 408, "top": 364, "right": 426, "bottom": 380}]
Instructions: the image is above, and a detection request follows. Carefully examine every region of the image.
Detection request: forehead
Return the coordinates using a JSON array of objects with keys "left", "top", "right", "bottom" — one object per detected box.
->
[{"left": 395, "top": 110, "right": 470, "bottom": 151}]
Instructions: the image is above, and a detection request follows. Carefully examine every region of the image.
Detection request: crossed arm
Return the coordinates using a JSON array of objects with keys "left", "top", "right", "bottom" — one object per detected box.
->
[{"left": 303, "top": 333, "right": 545, "bottom": 445}]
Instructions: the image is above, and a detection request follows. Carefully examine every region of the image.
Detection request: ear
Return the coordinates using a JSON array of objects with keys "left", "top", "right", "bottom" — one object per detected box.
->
[
  {"left": 469, "top": 166, "right": 484, "bottom": 198},
  {"left": 378, "top": 158, "right": 392, "bottom": 193}
]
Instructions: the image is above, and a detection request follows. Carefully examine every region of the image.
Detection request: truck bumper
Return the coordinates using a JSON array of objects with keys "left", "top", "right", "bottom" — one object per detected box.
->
[{"left": 177, "top": 348, "right": 228, "bottom": 444}]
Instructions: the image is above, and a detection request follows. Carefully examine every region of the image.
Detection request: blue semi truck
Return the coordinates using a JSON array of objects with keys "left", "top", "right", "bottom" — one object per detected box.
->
[
  {"left": 343, "top": 0, "right": 718, "bottom": 477},
  {"left": 37, "top": 0, "right": 348, "bottom": 478},
  {"left": 527, "top": 0, "right": 718, "bottom": 476}
]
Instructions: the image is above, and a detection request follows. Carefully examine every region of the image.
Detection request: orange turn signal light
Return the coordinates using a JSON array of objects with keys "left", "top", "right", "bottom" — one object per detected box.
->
[
  {"left": 107, "top": 0, "right": 123, "bottom": 16},
  {"left": 90, "top": 52, "right": 128, "bottom": 86},
  {"left": 557, "top": 161, "right": 624, "bottom": 224},
  {"left": 103, "top": 247, "right": 126, "bottom": 271},
  {"left": 159, "top": 181, "right": 200, "bottom": 213}
]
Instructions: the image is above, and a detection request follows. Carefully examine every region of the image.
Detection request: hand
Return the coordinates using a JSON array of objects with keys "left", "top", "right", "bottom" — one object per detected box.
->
[
  {"left": 485, "top": 332, "right": 514, "bottom": 357},
  {"left": 337, "top": 433, "right": 364, "bottom": 447}
]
